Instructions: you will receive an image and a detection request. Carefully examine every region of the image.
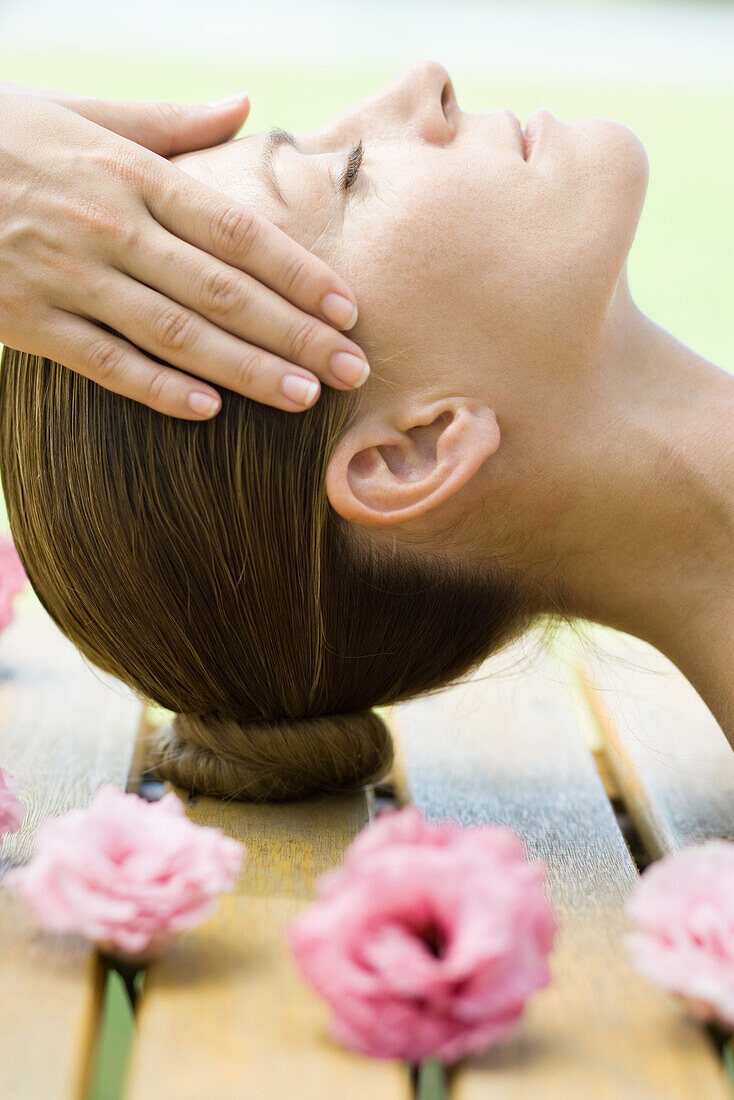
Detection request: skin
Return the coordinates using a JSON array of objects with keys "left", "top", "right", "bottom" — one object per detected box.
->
[
  {"left": 174, "top": 60, "right": 734, "bottom": 746},
  {"left": 0, "top": 84, "right": 369, "bottom": 418}
]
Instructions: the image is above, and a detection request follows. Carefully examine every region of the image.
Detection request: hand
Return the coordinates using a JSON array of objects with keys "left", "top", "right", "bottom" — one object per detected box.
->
[{"left": 0, "top": 89, "right": 369, "bottom": 418}]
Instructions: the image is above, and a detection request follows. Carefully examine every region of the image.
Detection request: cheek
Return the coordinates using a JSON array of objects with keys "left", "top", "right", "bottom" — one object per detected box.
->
[
  {"left": 340, "top": 171, "right": 500, "bottom": 321},
  {"left": 334, "top": 171, "right": 548, "bottom": 367},
  {"left": 480, "top": 130, "right": 648, "bottom": 355},
  {"left": 334, "top": 135, "right": 647, "bottom": 368}
]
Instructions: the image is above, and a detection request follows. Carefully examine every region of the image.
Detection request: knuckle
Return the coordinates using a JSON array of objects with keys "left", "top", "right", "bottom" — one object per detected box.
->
[
  {"left": 115, "top": 219, "right": 143, "bottom": 254},
  {"left": 280, "top": 254, "right": 311, "bottom": 297},
  {"left": 210, "top": 205, "right": 259, "bottom": 256},
  {"left": 200, "top": 268, "right": 241, "bottom": 315},
  {"left": 152, "top": 306, "right": 196, "bottom": 352},
  {"left": 152, "top": 101, "right": 183, "bottom": 130},
  {"left": 234, "top": 354, "right": 259, "bottom": 394},
  {"left": 67, "top": 197, "right": 123, "bottom": 242},
  {"left": 145, "top": 367, "right": 174, "bottom": 408},
  {"left": 86, "top": 339, "right": 125, "bottom": 382},
  {"left": 96, "top": 144, "right": 145, "bottom": 187},
  {"left": 287, "top": 318, "right": 318, "bottom": 362}
]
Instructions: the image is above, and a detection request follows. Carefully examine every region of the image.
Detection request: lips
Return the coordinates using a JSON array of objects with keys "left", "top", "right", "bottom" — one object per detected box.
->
[
  {"left": 504, "top": 112, "right": 528, "bottom": 160},
  {"left": 509, "top": 110, "right": 547, "bottom": 161},
  {"left": 502, "top": 109, "right": 547, "bottom": 161},
  {"left": 523, "top": 116, "right": 537, "bottom": 160},
  {"left": 523, "top": 110, "right": 552, "bottom": 160}
]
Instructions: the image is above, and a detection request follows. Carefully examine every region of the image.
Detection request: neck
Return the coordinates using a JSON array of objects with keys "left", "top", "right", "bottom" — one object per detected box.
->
[{"left": 485, "top": 276, "right": 734, "bottom": 741}]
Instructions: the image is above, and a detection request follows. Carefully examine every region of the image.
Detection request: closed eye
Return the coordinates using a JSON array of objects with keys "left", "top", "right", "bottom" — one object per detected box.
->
[{"left": 340, "top": 141, "right": 364, "bottom": 191}]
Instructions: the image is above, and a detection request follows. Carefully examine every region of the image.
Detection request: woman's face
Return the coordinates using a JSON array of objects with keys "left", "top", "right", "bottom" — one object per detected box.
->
[{"left": 175, "top": 60, "right": 649, "bottom": 406}]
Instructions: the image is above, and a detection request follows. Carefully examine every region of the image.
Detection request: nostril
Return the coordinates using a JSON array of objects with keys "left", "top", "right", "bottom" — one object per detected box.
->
[
  {"left": 441, "top": 82, "right": 452, "bottom": 118},
  {"left": 413, "top": 67, "right": 457, "bottom": 144},
  {"left": 440, "top": 79, "right": 459, "bottom": 125}
]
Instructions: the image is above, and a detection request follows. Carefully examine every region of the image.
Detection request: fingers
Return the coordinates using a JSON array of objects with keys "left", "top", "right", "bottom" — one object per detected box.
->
[
  {"left": 61, "top": 271, "right": 336, "bottom": 414},
  {"left": 93, "top": 270, "right": 328, "bottom": 411},
  {"left": 142, "top": 164, "right": 360, "bottom": 331},
  {"left": 120, "top": 225, "right": 370, "bottom": 391},
  {"left": 0, "top": 92, "right": 365, "bottom": 418},
  {"left": 41, "top": 310, "right": 225, "bottom": 419},
  {"left": 60, "top": 93, "right": 251, "bottom": 156}
]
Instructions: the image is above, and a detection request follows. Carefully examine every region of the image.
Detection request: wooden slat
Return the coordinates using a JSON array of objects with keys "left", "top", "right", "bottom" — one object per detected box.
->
[
  {"left": 393, "top": 630, "right": 731, "bottom": 1098},
  {"left": 0, "top": 594, "right": 143, "bottom": 1100},
  {"left": 573, "top": 627, "right": 734, "bottom": 856},
  {"left": 125, "top": 766, "right": 412, "bottom": 1100}
]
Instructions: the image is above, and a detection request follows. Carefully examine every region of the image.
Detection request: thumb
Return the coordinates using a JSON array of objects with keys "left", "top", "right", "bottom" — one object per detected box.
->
[{"left": 60, "top": 93, "right": 251, "bottom": 156}]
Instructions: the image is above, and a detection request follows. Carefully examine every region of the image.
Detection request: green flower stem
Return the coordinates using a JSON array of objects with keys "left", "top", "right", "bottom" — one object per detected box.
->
[
  {"left": 724, "top": 1036, "right": 734, "bottom": 1087},
  {"left": 417, "top": 1057, "right": 448, "bottom": 1100}
]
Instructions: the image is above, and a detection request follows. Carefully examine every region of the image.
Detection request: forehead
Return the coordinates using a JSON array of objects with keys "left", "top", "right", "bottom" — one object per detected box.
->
[
  {"left": 173, "top": 134, "right": 283, "bottom": 224},
  {"left": 172, "top": 132, "right": 343, "bottom": 265}
]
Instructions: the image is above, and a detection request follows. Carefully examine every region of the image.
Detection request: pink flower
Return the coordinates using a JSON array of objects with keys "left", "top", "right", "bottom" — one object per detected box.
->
[
  {"left": 4, "top": 784, "right": 245, "bottom": 963},
  {"left": 0, "top": 766, "right": 26, "bottom": 841},
  {"left": 625, "top": 839, "right": 734, "bottom": 1029},
  {"left": 0, "top": 536, "right": 27, "bottom": 635},
  {"left": 287, "top": 806, "right": 558, "bottom": 1063}
]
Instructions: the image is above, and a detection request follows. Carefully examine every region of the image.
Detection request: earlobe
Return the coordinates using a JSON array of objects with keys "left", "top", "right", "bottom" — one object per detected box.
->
[{"left": 326, "top": 400, "right": 500, "bottom": 528}]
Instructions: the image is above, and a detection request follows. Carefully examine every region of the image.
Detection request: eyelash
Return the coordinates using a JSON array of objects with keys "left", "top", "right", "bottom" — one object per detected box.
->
[{"left": 340, "top": 141, "right": 364, "bottom": 191}]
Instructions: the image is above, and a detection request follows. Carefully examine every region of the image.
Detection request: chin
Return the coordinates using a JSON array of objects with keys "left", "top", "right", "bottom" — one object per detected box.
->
[{"left": 580, "top": 117, "right": 650, "bottom": 188}]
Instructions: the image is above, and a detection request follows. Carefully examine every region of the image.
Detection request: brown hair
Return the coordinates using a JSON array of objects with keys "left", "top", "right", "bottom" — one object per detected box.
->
[{"left": 0, "top": 347, "right": 539, "bottom": 801}]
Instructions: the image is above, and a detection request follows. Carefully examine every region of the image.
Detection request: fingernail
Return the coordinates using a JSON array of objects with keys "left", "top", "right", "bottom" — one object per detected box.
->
[
  {"left": 188, "top": 391, "right": 221, "bottom": 417},
  {"left": 322, "top": 293, "right": 358, "bottom": 330},
  {"left": 207, "top": 92, "right": 249, "bottom": 109},
  {"left": 281, "top": 375, "right": 319, "bottom": 407},
  {"left": 330, "top": 351, "right": 370, "bottom": 388}
]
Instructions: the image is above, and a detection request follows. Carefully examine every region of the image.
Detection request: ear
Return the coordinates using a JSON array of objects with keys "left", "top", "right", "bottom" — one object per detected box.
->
[{"left": 326, "top": 399, "right": 500, "bottom": 528}]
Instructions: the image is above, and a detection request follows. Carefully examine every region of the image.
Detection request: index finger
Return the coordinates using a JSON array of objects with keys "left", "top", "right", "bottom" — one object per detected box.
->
[{"left": 142, "top": 158, "right": 359, "bottom": 331}]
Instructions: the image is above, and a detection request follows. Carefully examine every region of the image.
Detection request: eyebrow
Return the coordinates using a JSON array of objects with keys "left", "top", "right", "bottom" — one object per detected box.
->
[{"left": 260, "top": 128, "right": 296, "bottom": 207}]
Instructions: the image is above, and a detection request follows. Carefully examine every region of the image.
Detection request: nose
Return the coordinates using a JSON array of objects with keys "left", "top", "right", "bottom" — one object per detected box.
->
[
  {"left": 323, "top": 60, "right": 456, "bottom": 148},
  {"left": 395, "top": 60, "right": 456, "bottom": 144}
]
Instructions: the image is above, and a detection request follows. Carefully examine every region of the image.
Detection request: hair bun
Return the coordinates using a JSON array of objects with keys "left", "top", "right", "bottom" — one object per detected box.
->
[{"left": 146, "top": 709, "right": 394, "bottom": 803}]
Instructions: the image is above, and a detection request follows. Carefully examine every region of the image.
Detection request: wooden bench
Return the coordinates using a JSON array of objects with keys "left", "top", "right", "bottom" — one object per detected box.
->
[{"left": 1, "top": 594, "right": 733, "bottom": 1099}]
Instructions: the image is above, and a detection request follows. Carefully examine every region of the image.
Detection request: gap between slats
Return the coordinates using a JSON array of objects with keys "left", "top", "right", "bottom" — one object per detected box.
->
[
  {"left": 392, "top": 626, "right": 732, "bottom": 1099},
  {"left": 41, "top": 621, "right": 734, "bottom": 1100},
  {"left": 0, "top": 597, "right": 143, "bottom": 1100}
]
